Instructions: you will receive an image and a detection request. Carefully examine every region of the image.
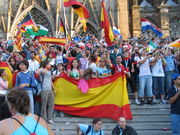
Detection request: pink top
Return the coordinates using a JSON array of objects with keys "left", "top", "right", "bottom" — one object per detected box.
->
[{"left": 0, "top": 77, "right": 8, "bottom": 90}]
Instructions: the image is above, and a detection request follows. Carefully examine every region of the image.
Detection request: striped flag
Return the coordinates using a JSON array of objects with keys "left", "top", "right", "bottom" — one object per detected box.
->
[
  {"left": 18, "top": 13, "right": 34, "bottom": 27},
  {"left": 14, "top": 29, "right": 22, "bottom": 51},
  {"left": 59, "top": 18, "right": 65, "bottom": 34},
  {"left": 39, "top": 37, "right": 66, "bottom": 46},
  {"left": 64, "top": 0, "right": 90, "bottom": 18},
  {"left": 101, "top": 0, "right": 114, "bottom": 46},
  {"left": 54, "top": 72, "right": 132, "bottom": 120},
  {"left": 141, "top": 18, "right": 163, "bottom": 37},
  {"left": 25, "top": 24, "right": 48, "bottom": 36}
]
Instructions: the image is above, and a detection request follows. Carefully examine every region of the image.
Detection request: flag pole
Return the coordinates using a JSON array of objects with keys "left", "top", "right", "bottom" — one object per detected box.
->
[
  {"left": 28, "top": 12, "right": 38, "bottom": 30},
  {"left": 63, "top": 0, "right": 69, "bottom": 47}
]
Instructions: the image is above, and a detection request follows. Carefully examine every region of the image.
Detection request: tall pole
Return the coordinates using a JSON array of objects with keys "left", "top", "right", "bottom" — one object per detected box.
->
[
  {"left": 7, "top": 0, "right": 12, "bottom": 39},
  {"left": 56, "top": 0, "right": 61, "bottom": 37},
  {"left": 70, "top": 8, "right": 74, "bottom": 37},
  {"left": 63, "top": 0, "right": 69, "bottom": 46}
]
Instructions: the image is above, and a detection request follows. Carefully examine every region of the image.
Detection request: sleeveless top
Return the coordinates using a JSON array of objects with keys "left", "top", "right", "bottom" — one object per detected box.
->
[
  {"left": 69, "top": 70, "right": 80, "bottom": 78},
  {"left": 10, "top": 115, "right": 48, "bottom": 135}
]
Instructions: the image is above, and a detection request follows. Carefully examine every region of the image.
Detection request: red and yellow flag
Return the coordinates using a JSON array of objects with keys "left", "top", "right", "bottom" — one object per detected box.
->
[
  {"left": 101, "top": 0, "right": 114, "bottom": 46},
  {"left": 14, "top": 29, "right": 22, "bottom": 51},
  {"left": 0, "top": 62, "right": 13, "bottom": 88},
  {"left": 39, "top": 37, "right": 66, "bottom": 46},
  {"left": 54, "top": 73, "right": 132, "bottom": 120},
  {"left": 64, "top": 0, "right": 90, "bottom": 18}
]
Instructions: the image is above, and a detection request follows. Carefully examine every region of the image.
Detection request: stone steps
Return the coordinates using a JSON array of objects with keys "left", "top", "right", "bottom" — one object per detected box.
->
[{"left": 50, "top": 104, "right": 171, "bottom": 135}]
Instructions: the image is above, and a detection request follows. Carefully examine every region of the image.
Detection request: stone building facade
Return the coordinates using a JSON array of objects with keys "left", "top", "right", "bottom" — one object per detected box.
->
[{"left": 0, "top": 0, "right": 179, "bottom": 40}]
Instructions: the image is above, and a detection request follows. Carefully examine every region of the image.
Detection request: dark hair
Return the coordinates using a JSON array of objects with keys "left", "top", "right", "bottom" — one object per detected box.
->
[
  {"left": 70, "top": 49, "right": 77, "bottom": 57},
  {"left": 90, "top": 55, "right": 96, "bottom": 63},
  {"left": 7, "top": 88, "right": 30, "bottom": 115},
  {"left": 92, "top": 118, "right": 102, "bottom": 125},
  {"left": 0, "top": 69, "right": 5, "bottom": 77},
  {"left": 17, "top": 60, "right": 29, "bottom": 70},
  {"left": 8, "top": 57, "right": 16, "bottom": 63},
  {"left": 30, "top": 51, "right": 36, "bottom": 55},
  {"left": 56, "top": 46, "right": 62, "bottom": 51},
  {"left": 71, "top": 59, "right": 80, "bottom": 70},
  {"left": 40, "top": 60, "right": 50, "bottom": 68}
]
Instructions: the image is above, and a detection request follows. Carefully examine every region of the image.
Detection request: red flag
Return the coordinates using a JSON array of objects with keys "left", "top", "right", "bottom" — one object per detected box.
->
[
  {"left": 100, "top": 0, "right": 114, "bottom": 46},
  {"left": 64, "top": 0, "right": 90, "bottom": 18}
]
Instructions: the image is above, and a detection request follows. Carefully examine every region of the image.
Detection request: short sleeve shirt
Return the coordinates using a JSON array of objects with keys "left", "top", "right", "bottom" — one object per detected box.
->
[{"left": 79, "top": 124, "right": 104, "bottom": 135}]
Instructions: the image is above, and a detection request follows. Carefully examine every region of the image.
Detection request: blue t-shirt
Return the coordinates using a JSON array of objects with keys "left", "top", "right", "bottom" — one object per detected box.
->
[
  {"left": 164, "top": 55, "right": 175, "bottom": 72},
  {"left": 79, "top": 124, "right": 104, "bottom": 135}
]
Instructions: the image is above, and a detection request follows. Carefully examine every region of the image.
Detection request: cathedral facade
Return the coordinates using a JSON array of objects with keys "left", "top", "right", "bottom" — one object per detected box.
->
[{"left": 0, "top": 0, "right": 179, "bottom": 40}]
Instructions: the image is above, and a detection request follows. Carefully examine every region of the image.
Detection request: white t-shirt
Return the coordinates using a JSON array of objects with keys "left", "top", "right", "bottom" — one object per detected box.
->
[
  {"left": 135, "top": 56, "right": 151, "bottom": 76},
  {"left": 89, "top": 63, "right": 97, "bottom": 73},
  {"left": 28, "top": 59, "right": 40, "bottom": 72},
  {"left": 151, "top": 58, "right": 165, "bottom": 77}
]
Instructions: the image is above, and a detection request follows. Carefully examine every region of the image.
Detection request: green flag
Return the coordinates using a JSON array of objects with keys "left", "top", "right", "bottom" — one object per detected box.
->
[{"left": 25, "top": 24, "right": 48, "bottom": 36}]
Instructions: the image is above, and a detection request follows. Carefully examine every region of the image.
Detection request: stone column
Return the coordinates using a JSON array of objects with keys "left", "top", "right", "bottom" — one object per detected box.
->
[
  {"left": 132, "top": 0, "right": 141, "bottom": 37},
  {"left": 117, "top": 0, "right": 130, "bottom": 39},
  {"left": 158, "top": 4, "right": 170, "bottom": 37}
]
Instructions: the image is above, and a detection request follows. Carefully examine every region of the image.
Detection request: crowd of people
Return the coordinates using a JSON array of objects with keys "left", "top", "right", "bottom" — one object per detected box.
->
[{"left": 0, "top": 33, "right": 180, "bottom": 134}]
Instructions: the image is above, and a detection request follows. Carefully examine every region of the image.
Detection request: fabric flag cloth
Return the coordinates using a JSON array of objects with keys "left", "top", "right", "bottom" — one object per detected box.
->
[
  {"left": 80, "top": 19, "right": 87, "bottom": 32},
  {"left": 148, "top": 40, "right": 157, "bottom": 52},
  {"left": 141, "top": 18, "right": 163, "bottom": 37},
  {"left": 101, "top": 1, "right": 115, "bottom": 46},
  {"left": 14, "top": 30, "right": 22, "bottom": 51},
  {"left": 25, "top": 24, "right": 48, "bottom": 36},
  {"left": 169, "top": 38, "right": 180, "bottom": 47},
  {"left": 54, "top": 72, "right": 132, "bottom": 120},
  {"left": 59, "top": 18, "right": 65, "bottom": 33},
  {"left": 17, "top": 13, "right": 34, "bottom": 27},
  {"left": 39, "top": 37, "right": 66, "bottom": 46},
  {"left": 64, "top": 0, "right": 90, "bottom": 18},
  {"left": 0, "top": 62, "right": 13, "bottom": 88},
  {"left": 113, "top": 26, "right": 122, "bottom": 39}
]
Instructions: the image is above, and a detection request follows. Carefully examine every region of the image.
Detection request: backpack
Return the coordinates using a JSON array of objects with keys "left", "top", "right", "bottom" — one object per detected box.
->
[
  {"left": 17, "top": 72, "right": 44, "bottom": 96},
  {"left": 81, "top": 125, "right": 102, "bottom": 135},
  {"left": 32, "top": 73, "right": 44, "bottom": 96},
  {"left": 11, "top": 116, "right": 40, "bottom": 135}
]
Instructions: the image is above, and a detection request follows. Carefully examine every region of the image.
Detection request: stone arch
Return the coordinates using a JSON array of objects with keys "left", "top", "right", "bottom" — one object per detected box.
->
[
  {"left": 74, "top": 20, "right": 101, "bottom": 39},
  {"left": 10, "top": 4, "right": 55, "bottom": 38}
]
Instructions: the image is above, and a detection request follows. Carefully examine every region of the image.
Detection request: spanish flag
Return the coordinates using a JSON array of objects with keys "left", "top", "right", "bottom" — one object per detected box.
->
[
  {"left": 14, "top": 29, "right": 22, "bottom": 51},
  {"left": 101, "top": 0, "right": 114, "bottom": 46},
  {"left": 54, "top": 73, "right": 132, "bottom": 120},
  {"left": 169, "top": 38, "right": 180, "bottom": 47},
  {"left": 64, "top": 0, "right": 90, "bottom": 18},
  {"left": 39, "top": 37, "right": 66, "bottom": 46},
  {"left": 0, "top": 62, "right": 13, "bottom": 88}
]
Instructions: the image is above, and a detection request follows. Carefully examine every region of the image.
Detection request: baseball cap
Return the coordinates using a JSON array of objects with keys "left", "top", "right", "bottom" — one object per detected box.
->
[{"left": 172, "top": 74, "right": 180, "bottom": 80}]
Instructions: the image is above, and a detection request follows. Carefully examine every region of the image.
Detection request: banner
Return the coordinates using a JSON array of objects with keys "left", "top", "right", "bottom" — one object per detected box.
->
[{"left": 54, "top": 73, "right": 132, "bottom": 120}]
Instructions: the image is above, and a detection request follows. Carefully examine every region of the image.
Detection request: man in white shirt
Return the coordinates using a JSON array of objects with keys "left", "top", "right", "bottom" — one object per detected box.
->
[
  {"left": 135, "top": 49, "right": 154, "bottom": 105},
  {"left": 28, "top": 51, "right": 40, "bottom": 72},
  {"left": 151, "top": 53, "right": 166, "bottom": 104}
]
